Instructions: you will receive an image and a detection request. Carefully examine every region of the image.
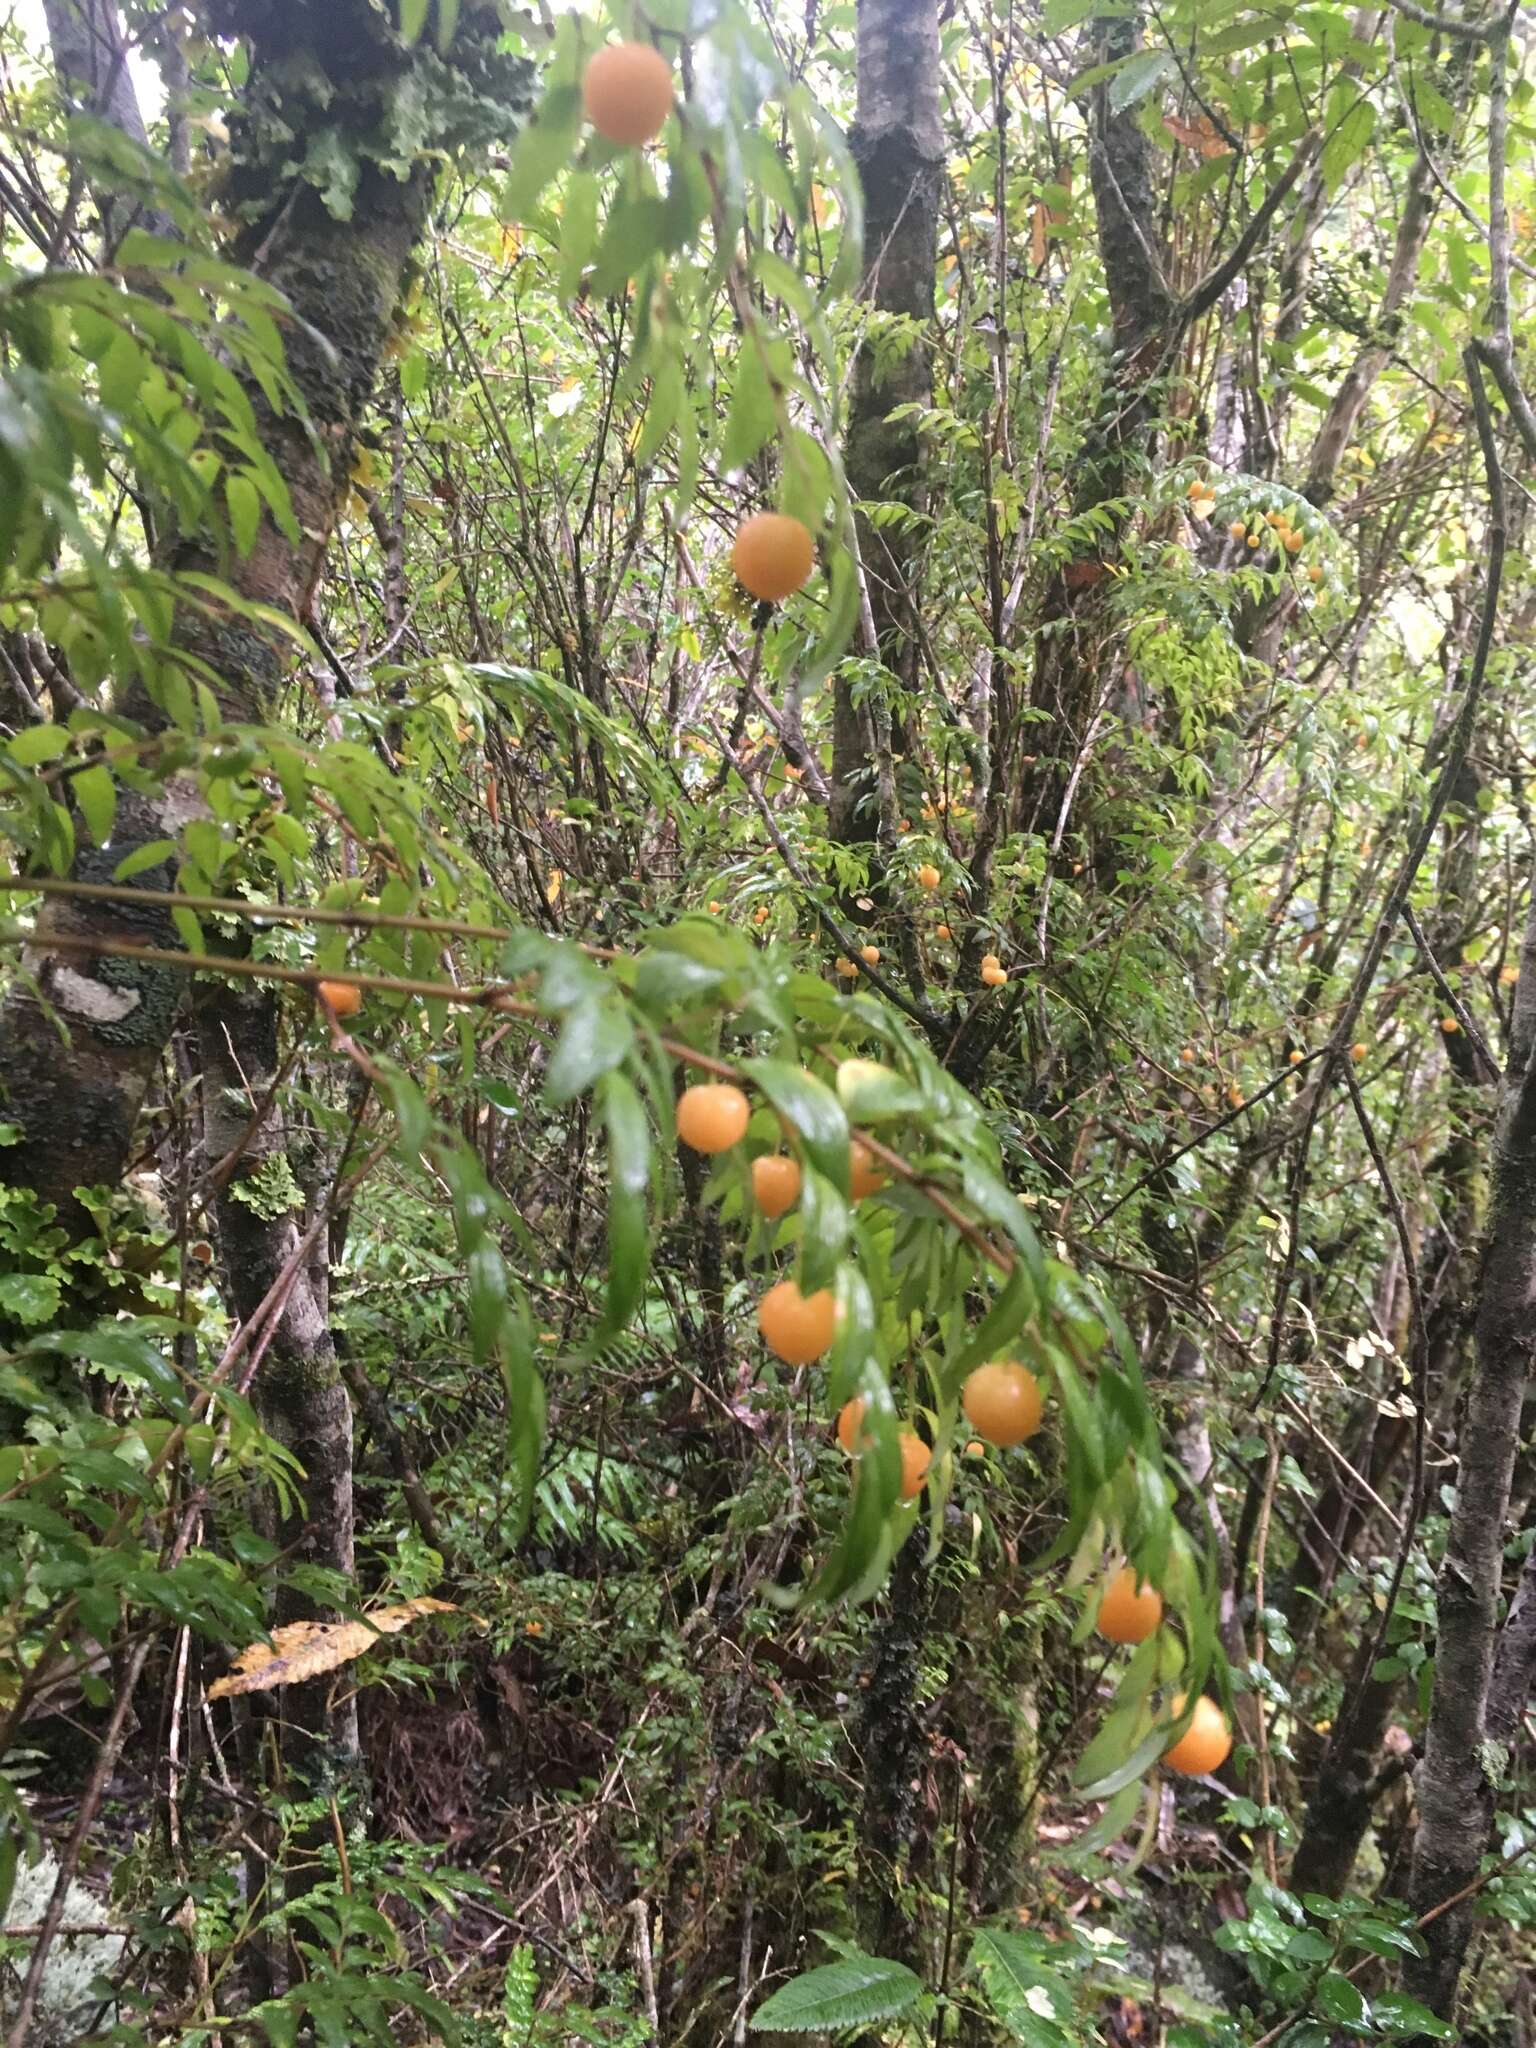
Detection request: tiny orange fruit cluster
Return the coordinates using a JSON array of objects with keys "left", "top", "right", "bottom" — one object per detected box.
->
[
  {"left": 980, "top": 951, "right": 1007, "bottom": 988},
  {"left": 582, "top": 41, "right": 674, "bottom": 147}
]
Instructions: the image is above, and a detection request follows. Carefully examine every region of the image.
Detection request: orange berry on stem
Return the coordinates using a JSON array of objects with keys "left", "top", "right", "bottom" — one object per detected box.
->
[
  {"left": 752, "top": 1153, "right": 801, "bottom": 1219},
  {"left": 318, "top": 979, "right": 362, "bottom": 1018},
  {"left": 759, "top": 1278, "right": 838, "bottom": 1366},
  {"left": 1096, "top": 1565, "right": 1163, "bottom": 1645},
  {"left": 961, "top": 1360, "right": 1043, "bottom": 1446},
  {"left": 1162, "top": 1694, "right": 1232, "bottom": 1776},
  {"left": 676, "top": 1082, "right": 750, "bottom": 1154},
  {"left": 917, "top": 863, "right": 941, "bottom": 890},
  {"left": 936, "top": 923, "right": 952, "bottom": 942},
  {"left": 731, "top": 512, "right": 816, "bottom": 601},
  {"left": 898, "top": 1430, "right": 931, "bottom": 1500},
  {"left": 836, "top": 1396, "right": 867, "bottom": 1454},
  {"left": 849, "top": 1140, "right": 887, "bottom": 1202},
  {"left": 860, "top": 944, "right": 881, "bottom": 965},
  {"left": 581, "top": 41, "right": 674, "bottom": 147}
]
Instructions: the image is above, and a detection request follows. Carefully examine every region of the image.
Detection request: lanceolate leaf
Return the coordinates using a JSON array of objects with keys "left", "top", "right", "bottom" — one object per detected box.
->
[{"left": 750, "top": 1954, "right": 921, "bottom": 2033}]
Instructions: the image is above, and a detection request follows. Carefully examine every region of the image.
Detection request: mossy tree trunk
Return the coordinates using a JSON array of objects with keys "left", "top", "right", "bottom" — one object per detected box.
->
[{"left": 829, "top": 0, "right": 942, "bottom": 848}]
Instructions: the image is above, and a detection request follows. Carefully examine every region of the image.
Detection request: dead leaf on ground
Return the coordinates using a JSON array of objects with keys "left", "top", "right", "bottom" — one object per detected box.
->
[{"left": 206, "top": 1597, "right": 463, "bottom": 1701}]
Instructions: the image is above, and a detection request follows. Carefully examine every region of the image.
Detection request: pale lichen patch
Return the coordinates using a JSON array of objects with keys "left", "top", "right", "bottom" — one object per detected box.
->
[{"left": 52, "top": 965, "right": 141, "bottom": 1025}]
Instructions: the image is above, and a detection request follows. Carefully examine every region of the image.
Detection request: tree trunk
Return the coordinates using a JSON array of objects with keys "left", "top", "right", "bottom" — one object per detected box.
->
[
  {"left": 829, "top": 0, "right": 942, "bottom": 845},
  {"left": 1406, "top": 888, "right": 1536, "bottom": 2016}
]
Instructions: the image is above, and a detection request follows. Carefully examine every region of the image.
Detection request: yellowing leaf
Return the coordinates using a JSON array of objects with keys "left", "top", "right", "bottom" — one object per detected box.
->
[{"left": 205, "top": 1597, "right": 460, "bottom": 1701}]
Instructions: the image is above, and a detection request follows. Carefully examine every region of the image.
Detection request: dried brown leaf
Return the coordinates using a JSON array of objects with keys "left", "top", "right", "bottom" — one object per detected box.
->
[{"left": 206, "top": 1597, "right": 459, "bottom": 1702}]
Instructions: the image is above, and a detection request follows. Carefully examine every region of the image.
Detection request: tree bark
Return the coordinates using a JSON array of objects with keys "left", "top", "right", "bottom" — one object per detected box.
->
[
  {"left": 829, "top": 0, "right": 942, "bottom": 845},
  {"left": 1406, "top": 887, "right": 1536, "bottom": 2015}
]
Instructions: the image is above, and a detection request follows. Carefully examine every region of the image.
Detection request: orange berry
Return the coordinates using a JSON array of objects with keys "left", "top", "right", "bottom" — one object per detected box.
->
[
  {"left": 981, "top": 963, "right": 1007, "bottom": 987},
  {"left": 1501, "top": 964, "right": 1520, "bottom": 986},
  {"left": 835, "top": 956, "right": 858, "bottom": 977},
  {"left": 1246, "top": 532, "right": 1260, "bottom": 549},
  {"left": 860, "top": 944, "right": 881, "bottom": 965},
  {"left": 961, "top": 1360, "right": 1043, "bottom": 1447},
  {"left": 731, "top": 512, "right": 815, "bottom": 601},
  {"left": 1351, "top": 1042, "right": 1368, "bottom": 1062},
  {"left": 317, "top": 979, "right": 362, "bottom": 1018},
  {"left": 675, "top": 1082, "right": 751, "bottom": 1153},
  {"left": 1186, "top": 478, "right": 1206, "bottom": 499},
  {"left": 1228, "top": 519, "right": 1246, "bottom": 540},
  {"left": 964, "top": 1439, "right": 986, "bottom": 1458},
  {"left": 1162, "top": 1694, "right": 1232, "bottom": 1776},
  {"left": 581, "top": 41, "right": 674, "bottom": 147},
  {"left": 1096, "top": 1565, "right": 1163, "bottom": 1645},
  {"left": 935, "top": 923, "right": 952, "bottom": 942},
  {"left": 708, "top": 900, "right": 723, "bottom": 913},
  {"left": 1287, "top": 1048, "right": 1303, "bottom": 1065},
  {"left": 849, "top": 1140, "right": 887, "bottom": 1202},
  {"left": 1441, "top": 1015, "right": 1460, "bottom": 1034},
  {"left": 753, "top": 906, "right": 769, "bottom": 925},
  {"left": 898, "top": 1430, "right": 931, "bottom": 1500},
  {"left": 1178, "top": 1046, "right": 1195, "bottom": 1065},
  {"left": 1308, "top": 564, "right": 1324, "bottom": 583},
  {"left": 752, "top": 1153, "right": 801, "bottom": 1219},
  {"left": 980, "top": 952, "right": 1001, "bottom": 972},
  {"left": 836, "top": 1396, "right": 867, "bottom": 1454},
  {"left": 1226, "top": 1082, "right": 1244, "bottom": 1108},
  {"left": 917, "top": 863, "right": 941, "bottom": 890},
  {"left": 1284, "top": 530, "right": 1304, "bottom": 553},
  {"left": 758, "top": 1278, "right": 838, "bottom": 1366}
]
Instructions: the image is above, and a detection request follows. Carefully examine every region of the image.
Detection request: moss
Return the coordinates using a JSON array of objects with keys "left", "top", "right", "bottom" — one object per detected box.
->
[{"left": 88, "top": 953, "right": 183, "bottom": 1049}]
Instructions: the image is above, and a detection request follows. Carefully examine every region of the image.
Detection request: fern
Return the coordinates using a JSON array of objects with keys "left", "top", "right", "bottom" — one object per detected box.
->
[
  {"left": 750, "top": 1952, "right": 921, "bottom": 2033},
  {"left": 500, "top": 1941, "right": 536, "bottom": 2045}
]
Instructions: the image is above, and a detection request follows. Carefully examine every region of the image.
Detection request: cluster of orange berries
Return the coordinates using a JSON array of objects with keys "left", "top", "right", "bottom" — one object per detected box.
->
[{"left": 672, "top": 1075, "right": 1231, "bottom": 1777}]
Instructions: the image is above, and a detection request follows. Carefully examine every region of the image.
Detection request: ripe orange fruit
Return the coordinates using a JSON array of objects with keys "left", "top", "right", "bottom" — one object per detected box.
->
[
  {"left": 1287, "top": 1048, "right": 1303, "bottom": 1065},
  {"left": 318, "top": 979, "right": 362, "bottom": 1017},
  {"left": 961, "top": 1360, "right": 1043, "bottom": 1446},
  {"left": 981, "top": 964, "right": 1007, "bottom": 987},
  {"left": 752, "top": 1153, "right": 801, "bottom": 1219},
  {"left": 898, "top": 1430, "right": 931, "bottom": 1500},
  {"left": 964, "top": 1439, "right": 986, "bottom": 1458},
  {"left": 676, "top": 1082, "right": 750, "bottom": 1153},
  {"left": 1308, "top": 565, "right": 1324, "bottom": 584},
  {"left": 1162, "top": 1694, "right": 1232, "bottom": 1776},
  {"left": 1178, "top": 1046, "right": 1195, "bottom": 1065},
  {"left": 1351, "top": 1042, "right": 1368, "bottom": 1062},
  {"left": 981, "top": 952, "right": 1001, "bottom": 973},
  {"left": 849, "top": 1140, "right": 887, "bottom": 1202},
  {"left": 759, "top": 1277, "right": 838, "bottom": 1366},
  {"left": 1284, "top": 530, "right": 1304, "bottom": 553},
  {"left": 936, "top": 923, "right": 952, "bottom": 941},
  {"left": 1441, "top": 1015, "right": 1460, "bottom": 1034},
  {"left": 860, "top": 944, "right": 881, "bottom": 965},
  {"left": 1227, "top": 519, "right": 1246, "bottom": 540},
  {"left": 836, "top": 1396, "right": 867, "bottom": 1453},
  {"left": 1246, "top": 532, "right": 1260, "bottom": 548},
  {"left": 1096, "top": 1566, "right": 1163, "bottom": 1645},
  {"left": 835, "top": 956, "right": 858, "bottom": 977},
  {"left": 731, "top": 512, "right": 815, "bottom": 601},
  {"left": 917, "top": 863, "right": 941, "bottom": 890},
  {"left": 582, "top": 41, "right": 674, "bottom": 146}
]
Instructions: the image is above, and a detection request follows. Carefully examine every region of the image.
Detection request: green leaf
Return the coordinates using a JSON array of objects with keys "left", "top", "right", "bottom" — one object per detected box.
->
[
  {"left": 226, "top": 471, "right": 261, "bottom": 555},
  {"left": 600, "top": 1070, "right": 650, "bottom": 1334},
  {"left": 467, "top": 1242, "right": 508, "bottom": 1366},
  {"left": 750, "top": 1954, "right": 921, "bottom": 2033},
  {"left": 1108, "top": 47, "right": 1173, "bottom": 114},
  {"left": 545, "top": 997, "right": 632, "bottom": 1105},
  {"left": 501, "top": 86, "right": 582, "bottom": 221},
  {"left": 969, "top": 1926, "right": 1076, "bottom": 2046},
  {"left": 72, "top": 761, "right": 116, "bottom": 845},
  {"left": 399, "top": 0, "right": 430, "bottom": 44},
  {"left": 1315, "top": 1973, "right": 1368, "bottom": 2028},
  {"left": 0, "top": 1272, "right": 63, "bottom": 1326},
  {"left": 1371, "top": 1992, "right": 1453, "bottom": 2038},
  {"left": 742, "top": 1058, "right": 849, "bottom": 1195}
]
